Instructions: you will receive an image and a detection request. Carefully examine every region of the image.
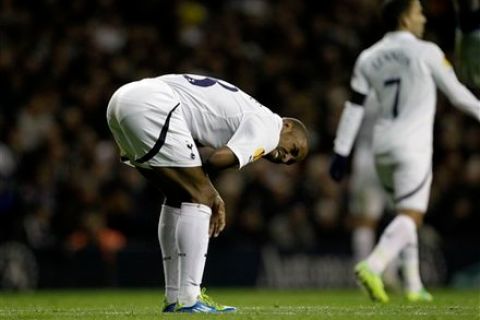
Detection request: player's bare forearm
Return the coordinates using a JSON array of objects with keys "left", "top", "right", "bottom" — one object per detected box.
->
[
  {"left": 204, "top": 146, "right": 239, "bottom": 173},
  {"left": 198, "top": 145, "right": 215, "bottom": 163}
]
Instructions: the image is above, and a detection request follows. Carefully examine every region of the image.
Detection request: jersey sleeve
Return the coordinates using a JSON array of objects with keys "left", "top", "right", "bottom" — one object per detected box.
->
[
  {"left": 426, "top": 43, "right": 480, "bottom": 121},
  {"left": 350, "top": 52, "right": 371, "bottom": 95},
  {"left": 333, "top": 53, "right": 369, "bottom": 156},
  {"left": 226, "top": 114, "right": 281, "bottom": 169}
]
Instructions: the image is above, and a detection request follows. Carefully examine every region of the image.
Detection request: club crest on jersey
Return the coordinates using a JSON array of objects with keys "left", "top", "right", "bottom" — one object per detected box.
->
[
  {"left": 186, "top": 142, "right": 195, "bottom": 159},
  {"left": 249, "top": 148, "right": 265, "bottom": 163},
  {"left": 442, "top": 58, "right": 452, "bottom": 69}
]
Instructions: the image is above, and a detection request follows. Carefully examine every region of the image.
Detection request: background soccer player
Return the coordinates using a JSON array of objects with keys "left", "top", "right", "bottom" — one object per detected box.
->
[
  {"left": 329, "top": 0, "right": 480, "bottom": 303},
  {"left": 346, "top": 93, "right": 400, "bottom": 289}
]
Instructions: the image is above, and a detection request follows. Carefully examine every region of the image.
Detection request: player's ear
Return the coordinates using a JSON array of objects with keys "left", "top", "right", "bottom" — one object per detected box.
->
[
  {"left": 399, "top": 10, "right": 410, "bottom": 30},
  {"left": 282, "top": 118, "right": 293, "bottom": 132}
]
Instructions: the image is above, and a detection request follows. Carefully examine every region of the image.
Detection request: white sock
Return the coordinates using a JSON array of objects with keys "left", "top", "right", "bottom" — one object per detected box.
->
[
  {"left": 352, "top": 226, "right": 375, "bottom": 262},
  {"left": 401, "top": 235, "right": 423, "bottom": 292},
  {"left": 177, "top": 203, "right": 211, "bottom": 307},
  {"left": 158, "top": 204, "right": 181, "bottom": 304},
  {"left": 365, "top": 215, "right": 416, "bottom": 275},
  {"left": 383, "top": 257, "right": 401, "bottom": 289}
]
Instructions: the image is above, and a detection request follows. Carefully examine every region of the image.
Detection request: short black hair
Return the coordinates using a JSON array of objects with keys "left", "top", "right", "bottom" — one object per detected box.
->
[{"left": 381, "top": 0, "right": 415, "bottom": 31}]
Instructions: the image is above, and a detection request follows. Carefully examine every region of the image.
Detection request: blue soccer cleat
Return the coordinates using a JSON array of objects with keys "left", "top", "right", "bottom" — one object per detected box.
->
[
  {"left": 175, "top": 288, "right": 237, "bottom": 313},
  {"left": 175, "top": 301, "right": 217, "bottom": 313},
  {"left": 198, "top": 288, "right": 237, "bottom": 312},
  {"left": 161, "top": 298, "right": 176, "bottom": 312}
]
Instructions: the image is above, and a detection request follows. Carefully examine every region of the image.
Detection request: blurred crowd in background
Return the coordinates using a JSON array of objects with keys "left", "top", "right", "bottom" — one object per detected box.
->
[{"left": 0, "top": 0, "right": 479, "bottom": 287}]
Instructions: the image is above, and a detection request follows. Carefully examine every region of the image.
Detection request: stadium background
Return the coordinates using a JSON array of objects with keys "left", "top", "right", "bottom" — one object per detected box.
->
[{"left": 0, "top": 0, "right": 478, "bottom": 290}]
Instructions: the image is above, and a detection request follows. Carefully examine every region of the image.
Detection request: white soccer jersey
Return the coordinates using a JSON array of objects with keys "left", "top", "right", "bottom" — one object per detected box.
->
[
  {"left": 335, "top": 31, "right": 480, "bottom": 157},
  {"left": 159, "top": 74, "right": 283, "bottom": 169},
  {"left": 354, "top": 31, "right": 480, "bottom": 154},
  {"left": 333, "top": 31, "right": 479, "bottom": 211}
]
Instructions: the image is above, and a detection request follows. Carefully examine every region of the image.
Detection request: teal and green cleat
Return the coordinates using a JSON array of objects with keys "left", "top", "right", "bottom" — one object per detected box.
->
[
  {"left": 162, "top": 298, "right": 177, "bottom": 312},
  {"left": 198, "top": 288, "right": 237, "bottom": 312},
  {"left": 161, "top": 298, "right": 176, "bottom": 313},
  {"left": 173, "top": 288, "right": 237, "bottom": 313},
  {"left": 176, "top": 301, "right": 216, "bottom": 313},
  {"left": 406, "top": 288, "right": 433, "bottom": 302},
  {"left": 355, "top": 261, "right": 390, "bottom": 303}
]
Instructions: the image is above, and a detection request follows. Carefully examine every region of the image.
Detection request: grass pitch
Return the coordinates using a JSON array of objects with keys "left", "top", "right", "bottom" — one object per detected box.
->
[{"left": 0, "top": 288, "right": 478, "bottom": 319}]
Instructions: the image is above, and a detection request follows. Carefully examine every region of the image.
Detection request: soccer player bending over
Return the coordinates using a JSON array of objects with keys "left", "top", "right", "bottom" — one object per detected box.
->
[
  {"left": 329, "top": 0, "right": 480, "bottom": 303},
  {"left": 107, "top": 74, "right": 309, "bottom": 313}
]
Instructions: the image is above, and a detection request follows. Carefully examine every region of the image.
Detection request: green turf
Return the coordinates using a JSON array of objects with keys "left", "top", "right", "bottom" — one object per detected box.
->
[{"left": 0, "top": 288, "right": 478, "bottom": 319}]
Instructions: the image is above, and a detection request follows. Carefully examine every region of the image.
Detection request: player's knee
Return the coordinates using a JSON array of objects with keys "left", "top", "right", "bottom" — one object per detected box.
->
[{"left": 399, "top": 209, "right": 424, "bottom": 227}]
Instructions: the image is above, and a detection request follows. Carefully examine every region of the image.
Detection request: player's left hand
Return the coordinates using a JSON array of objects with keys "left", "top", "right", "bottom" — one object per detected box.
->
[
  {"left": 329, "top": 153, "right": 348, "bottom": 182},
  {"left": 209, "top": 194, "right": 226, "bottom": 238}
]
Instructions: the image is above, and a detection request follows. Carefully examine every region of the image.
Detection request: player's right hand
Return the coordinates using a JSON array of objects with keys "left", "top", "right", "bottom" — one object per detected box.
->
[
  {"left": 209, "top": 194, "right": 226, "bottom": 238},
  {"left": 329, "top": 153, "right": 348, "bottom": 182}
]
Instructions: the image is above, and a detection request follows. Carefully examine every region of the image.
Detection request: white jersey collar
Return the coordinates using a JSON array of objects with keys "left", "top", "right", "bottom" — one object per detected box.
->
[{"left": 384, "top": 31, "right": 416, "bottom": 40}]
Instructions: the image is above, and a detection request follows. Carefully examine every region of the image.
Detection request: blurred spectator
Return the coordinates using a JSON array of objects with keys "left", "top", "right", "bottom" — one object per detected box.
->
[{"left": 68, "top": 212, "right": 126, "bottom": 262}]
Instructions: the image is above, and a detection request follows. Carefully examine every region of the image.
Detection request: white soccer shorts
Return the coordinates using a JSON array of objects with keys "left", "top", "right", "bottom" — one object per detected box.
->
[
  {"left": 106, "top": 79, "right": 201, "bottom": 168},
  {"left": 350, "top": 146, "right": 385, "bottom": 219},
  {"left": 374, "top": 150, "right": 432, "bottom": 213}
]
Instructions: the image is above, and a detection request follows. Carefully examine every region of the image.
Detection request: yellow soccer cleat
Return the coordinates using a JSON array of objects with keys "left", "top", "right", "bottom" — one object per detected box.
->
[
  {"left": 355, "top": 261, "right": 390, "bottom": 303},
  {"left": 406, "top": 288, "right": 433, "bottom": 302}
]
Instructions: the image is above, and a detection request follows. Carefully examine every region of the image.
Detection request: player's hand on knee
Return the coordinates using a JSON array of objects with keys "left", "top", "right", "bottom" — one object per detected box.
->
[
  {"left": 329, "top": 153, "right": 348, "bottom": 182},
  {"left": 209, "top": 194, "right": 226, "bottom": 238}
]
